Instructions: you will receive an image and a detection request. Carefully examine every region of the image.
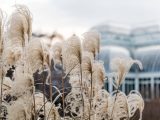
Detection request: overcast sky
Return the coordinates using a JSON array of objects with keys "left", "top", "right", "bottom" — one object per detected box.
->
[{"left": 1, "top": 0, "right": 160, "bottom": 37}]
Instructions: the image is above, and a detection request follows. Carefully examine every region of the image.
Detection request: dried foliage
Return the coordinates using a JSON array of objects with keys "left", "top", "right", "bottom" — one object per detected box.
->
[
  {"left": 0, "top": 5, "right": 145, "bottom": 120},
  {"left": 34, "top": 92, "right": 60, "bottom": 120},
  {"left": 110, "top": 57, "right": 143, "bottom": 89},
  {"left": 108, "top": 91, "right": 129, "bottom": 120},
  {"left": 82, "top": 31, "right": 100, "bottom": 59},
  {"left": 50, "top": 39, "right": 63, "bottom": 66},
  {"left": 127, "top": 90, "right": 144, "bottom": 120},
  {"left": 62, "top": 35, "right": 81, "bottom": 75},
  {"left": 27, "top": 38, "right": 49, "bottom": 74},
  {"left": 92, "top": 61, "right": 105, "bottom": 90},
  {"left": 3, "top": 5, "right": 32, "bottom": 66}
]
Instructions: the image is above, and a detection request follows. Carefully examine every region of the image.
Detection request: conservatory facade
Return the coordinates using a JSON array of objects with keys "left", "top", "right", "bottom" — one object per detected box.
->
[{"left": 91, "top": 23, "right": 160, "bottom": 101}]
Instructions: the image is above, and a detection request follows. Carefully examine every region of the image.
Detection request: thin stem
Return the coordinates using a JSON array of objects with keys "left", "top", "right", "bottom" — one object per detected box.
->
[
  {"left": 47, "top": 92, "right": 63, "bottom": 120},
  {"left": 49, "top": 56, "right": 52, "bottom": 102},
  {"left": 63, "top": 62, "right": 79, "bottom": 80},
  {"left": 37, "top": 100, "right": 49, "bottom": 116},
  {"left": 61, "top": 60, "right": 65, "bottom": 118},
  {"left": 80, "top": 63, "right": 84, "bottom": 119},
  {"left": 0, "top": 62, "right": 3, "bottom": 108},
  {"left": 110, "top": 88, "right": 119, "bottom": 118},
  {"left": 0, "top": 74, "right": 3, "bottom": 106},
  {"left": 42, "top": 68, "right": 46, "bottom": 120},
  {"left": 33, "top": 87, "right": 36, "bottom": 120},
  {"left": 89, "top": 70, "right": 93, "bottom": 120}
]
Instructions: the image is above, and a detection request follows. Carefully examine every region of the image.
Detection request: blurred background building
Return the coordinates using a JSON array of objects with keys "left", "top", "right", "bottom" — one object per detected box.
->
[{"left": 91, "top": 22, "right": 160, "bottom": 101}]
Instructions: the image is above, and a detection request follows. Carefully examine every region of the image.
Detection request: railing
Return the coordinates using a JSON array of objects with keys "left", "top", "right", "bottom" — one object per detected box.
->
[{"left": 105, "top": 72, "right": 160, "bottom": 101}]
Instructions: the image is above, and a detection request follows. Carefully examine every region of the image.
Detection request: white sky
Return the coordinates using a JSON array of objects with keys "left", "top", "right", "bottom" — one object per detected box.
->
[{"left": 1, "top": 0, "right": 160, "bottom": 37}]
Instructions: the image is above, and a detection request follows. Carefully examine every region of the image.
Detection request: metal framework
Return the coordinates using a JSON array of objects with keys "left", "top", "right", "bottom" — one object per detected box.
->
[{"left": 105, "top": 72, "right": 160, "bottom": 101}]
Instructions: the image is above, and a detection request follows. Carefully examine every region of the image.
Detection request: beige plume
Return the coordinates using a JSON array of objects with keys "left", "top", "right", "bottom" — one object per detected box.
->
[
  {"left": 93, "top": 89, "right": 109, "bottom": 120},
  {"left": 81, "top": 52, "right": 94, "bottom": 88},
  {"left": 62, "top": 35, "right": 81, "bottom": 74},
  {"left": 82, "top": 31, "right": 100, "bottom": 58},
  {"left": 14, "top": 4, "right": 32, "bottom": 42},
  {"left": 92, "top": 61, "right": 105, "bottom": 89},
  {"left": 110, "top": 57, "right": 143, "bottom": 89},
  {"left": 82, "top": 52, "right": 93, "bottom": 75},
  {"left": 108, "top": 91, "right": 129, "bottom": 120},
  {"left": 50, "top": 40, "right": 63, "bottom": 65},
  {"left": 3, "top": 5, "right": 32, "bottom": 65},
  {"left": 127, "top": 90, "right": 144, "bottom": 120},
  {"left": 27, "top": 38, "right": 49, "bottom": 74}
]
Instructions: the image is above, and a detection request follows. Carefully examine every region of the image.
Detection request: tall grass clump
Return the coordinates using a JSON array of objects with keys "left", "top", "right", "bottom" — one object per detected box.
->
[{"left": 0, "top": 5, "right": 145, "bottom": 120}]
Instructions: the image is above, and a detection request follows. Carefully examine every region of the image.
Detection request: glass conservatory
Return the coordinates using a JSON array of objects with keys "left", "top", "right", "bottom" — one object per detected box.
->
[{"left": 92, "top": 23, "right": 160, "bottom": 100}]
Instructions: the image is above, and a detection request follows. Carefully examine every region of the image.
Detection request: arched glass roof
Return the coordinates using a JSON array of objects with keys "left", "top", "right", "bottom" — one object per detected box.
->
[{"left": 135, "top": 45, "right": 160, "bottom": 72}]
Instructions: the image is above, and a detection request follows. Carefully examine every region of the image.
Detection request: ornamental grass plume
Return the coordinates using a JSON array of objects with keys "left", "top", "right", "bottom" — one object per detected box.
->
[
  {"left": 110, "top": 57, "right": 143, "bottom": 89},
  {"left": 27, "top": 38, "right": 49, "bottom": 74},
  {"left": 62, "top": 35, "right": 81, "bottom": 75},
  {"left": 108, "top": 91, "right": 129, "bottom": 120},
  {"left": 50, "top": 39, "right": 63, "bottom": 67},
  {"left": 92, "top": 61, "right": 106, "bottom": 92},
  {"left": 82, "top": 52, "right": 94, "bottom": 77},
  {"left": 93, "top": 89, "right": 109, "bottom": 120},
  {"left": 62, "top": 34, "right": 83, "bottom": 118},
  {"left": 3, "top": 5, "right": 32, "bottom": 66},
  {"left": 127, "top": 90, "right": 144, "bottom": 120},
  {"left": 81, "top": 53, "right": 93, "bottom": 120},
  {"left": 82, "top": 31, "right": 100, "bottom": 59},
  {"left": 109, "top": 57, "right": 143, "bottom": 120}
]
